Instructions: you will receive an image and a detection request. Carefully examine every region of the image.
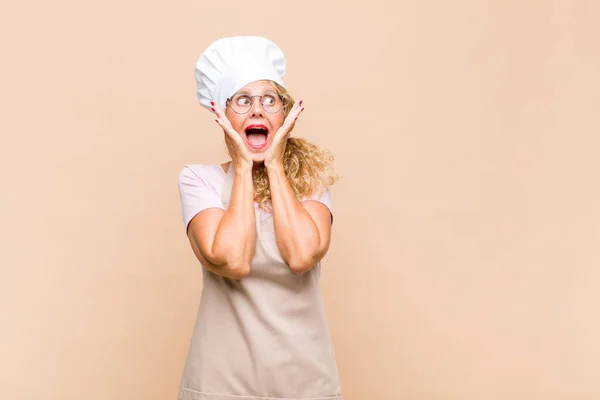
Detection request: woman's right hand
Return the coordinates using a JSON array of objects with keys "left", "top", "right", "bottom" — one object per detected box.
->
[{"left": 211, "top": 101, "right": 252, "bottom": 168}]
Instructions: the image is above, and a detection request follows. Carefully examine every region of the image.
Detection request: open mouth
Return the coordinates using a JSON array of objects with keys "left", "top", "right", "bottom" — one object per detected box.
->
[{"left": 244, "top": 124, "right": 270, "bottom": 149}]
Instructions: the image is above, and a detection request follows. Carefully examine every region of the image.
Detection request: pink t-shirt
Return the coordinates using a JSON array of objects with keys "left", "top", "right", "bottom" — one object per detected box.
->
[{"left": 178, "top": 164, "right": 333, "bottom": 231}]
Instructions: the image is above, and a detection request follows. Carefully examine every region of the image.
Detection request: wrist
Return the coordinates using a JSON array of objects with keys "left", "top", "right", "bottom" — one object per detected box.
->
[
  {"left": 233, "top": 160, "right": 253, "bottom": 174},
  {"left": 264, "top": 160, "right": 284, "bottom": 172}
]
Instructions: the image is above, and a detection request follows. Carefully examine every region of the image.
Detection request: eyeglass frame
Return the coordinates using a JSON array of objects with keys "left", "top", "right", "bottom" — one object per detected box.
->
[{"left": 225, "top": 92, "right": 288, "bottom": 115}]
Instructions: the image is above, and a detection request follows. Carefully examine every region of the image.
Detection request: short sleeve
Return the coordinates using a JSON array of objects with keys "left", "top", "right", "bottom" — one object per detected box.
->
[
  {"left": 177, "top": 165, "right": 225, "bottom": 231},
  {"left": 301, "top": 186, "right": 334, "bottom": 225}
]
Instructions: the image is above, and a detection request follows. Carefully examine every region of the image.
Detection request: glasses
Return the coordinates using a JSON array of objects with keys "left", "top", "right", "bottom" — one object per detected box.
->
[{"left": 226, "top": 92, "right": 286, "bottom": 114}]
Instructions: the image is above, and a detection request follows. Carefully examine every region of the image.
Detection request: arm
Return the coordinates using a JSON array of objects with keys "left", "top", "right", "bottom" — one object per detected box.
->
[
  {"left": 182, "top": 101, "right": 258, "bottom": 279},
  {"left": 266, "top": 162, "right": 332, "bottom": 274},
  {"left": 181, "top": 164, "right": 256, "bottom": 279}
]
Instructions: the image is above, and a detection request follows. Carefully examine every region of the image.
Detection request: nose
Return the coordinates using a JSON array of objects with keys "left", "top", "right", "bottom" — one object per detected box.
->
[{"left": 249, "top": 97, "right": 264, "bottom": 117}]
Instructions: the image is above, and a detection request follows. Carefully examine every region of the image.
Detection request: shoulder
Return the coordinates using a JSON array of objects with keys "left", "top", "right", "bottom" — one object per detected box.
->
[
  {"left": 302, "top": 185, "right": 333, "bottom": 205},
  {"left": 178, "top": 164, "right": 224, "bottom": 187},
  {"left": 177, "top": 164, "right": 226, "bottom": 230},
  {"left": 301, "top": 185, "right": 334, "bottom": 224},
  {"left": 178, "top": 164, "right": 218, "bottom": 180}
]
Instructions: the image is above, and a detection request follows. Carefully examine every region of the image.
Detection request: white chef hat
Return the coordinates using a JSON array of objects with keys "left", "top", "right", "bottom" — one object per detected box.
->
[{"left": 195, "top": 36, "right": 287, "bottom": 112}]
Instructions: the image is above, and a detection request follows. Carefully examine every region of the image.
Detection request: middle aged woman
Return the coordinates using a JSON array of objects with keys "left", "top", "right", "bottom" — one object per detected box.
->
[{"left": 177, "top": 36, "right": 343, "bottom": 400}]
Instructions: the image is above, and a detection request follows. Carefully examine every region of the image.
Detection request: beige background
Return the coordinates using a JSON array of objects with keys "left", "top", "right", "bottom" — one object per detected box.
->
[{"left": 1, "top": 1, "right": 599, "bottom": 399}]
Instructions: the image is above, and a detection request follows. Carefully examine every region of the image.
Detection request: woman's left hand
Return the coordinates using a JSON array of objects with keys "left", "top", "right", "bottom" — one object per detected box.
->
[{"left": 264, "top": 100, "right": 304, "bottom": 168}]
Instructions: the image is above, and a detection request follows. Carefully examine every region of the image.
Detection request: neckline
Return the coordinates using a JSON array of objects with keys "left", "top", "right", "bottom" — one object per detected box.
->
[{"left": 217, "top": 162, "right": 229, "bottom": 177}]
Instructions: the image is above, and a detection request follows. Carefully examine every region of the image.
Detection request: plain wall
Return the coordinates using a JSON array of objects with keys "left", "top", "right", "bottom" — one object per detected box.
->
[{"left": 1, "top": 1, "right": 599, "bottom": 399}]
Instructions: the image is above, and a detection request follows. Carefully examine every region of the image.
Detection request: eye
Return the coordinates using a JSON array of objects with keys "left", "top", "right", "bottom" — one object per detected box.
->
[
  {"left": 236, "top": 95, "right": 251, "bottom": 106},
  {"left": 262, "top": 95, "right": 276, "bottom": 106}
]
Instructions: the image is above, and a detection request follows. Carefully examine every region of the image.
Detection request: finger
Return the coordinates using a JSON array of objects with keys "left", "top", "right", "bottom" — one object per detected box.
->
[
  {"left": 288, "top": 99, "right": 301, "bottom": 115},
  {"left": 212, "top": 103, "right": 233, "bottom": 131},
  {"left": 215, "top": 117, "right": 245, "bottom": 148},
  {"left": 212, "top": 102, "right": 241, "bottom": 143},
  {"left": 215, "top": 117, "right": 237, "bottom": 141},
  {"left": 211, "top": 101, "right": 228, "bottom": 127},
  {"left": 281, "top": 100, "right": 301, "bottom": 126},
  {"left": 210, "top": 100, "right": 228, "bottom": 121},
  {"left": 292, "top": 101, "right": 304, "bottom": 122},
  {"left": 294, "top": 105, "right": 304, "bottom": 121},
  {"left": 215, "top": 116, "right": 229, "bottom": 131},
  {"left": 218, "top": 122, "right": 241, "bottom": 144}
]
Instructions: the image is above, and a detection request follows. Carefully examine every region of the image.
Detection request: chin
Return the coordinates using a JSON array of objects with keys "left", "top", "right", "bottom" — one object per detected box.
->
[
  {"left": 246, "top": 143, "right": 269, "bottom": 165},
  {"left": 250, "top": 154, "right": 267, "bottom": 165}
]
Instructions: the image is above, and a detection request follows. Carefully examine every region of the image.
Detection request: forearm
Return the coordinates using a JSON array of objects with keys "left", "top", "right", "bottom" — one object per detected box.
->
[
  {"left": 211, "top": 163, "right": 256, "bottom": 274},
  {"left": 266, "top": 162, "right": 321, "bottom": 273}
]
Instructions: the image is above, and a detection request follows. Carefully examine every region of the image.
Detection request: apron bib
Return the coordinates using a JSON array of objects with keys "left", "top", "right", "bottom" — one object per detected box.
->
[{"left": 178, "top": 164, "right": 343, "bottom": 400}]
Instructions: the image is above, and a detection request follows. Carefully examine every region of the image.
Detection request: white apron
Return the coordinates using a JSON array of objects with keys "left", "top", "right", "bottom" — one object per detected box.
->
[{"left": 177, "top": 164, "right": 343, "bottom": 400}]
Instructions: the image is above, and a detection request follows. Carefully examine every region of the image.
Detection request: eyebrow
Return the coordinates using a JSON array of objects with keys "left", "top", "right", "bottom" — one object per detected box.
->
[{"left": 235, "top": 90, "right": 278, "bottom": 96}]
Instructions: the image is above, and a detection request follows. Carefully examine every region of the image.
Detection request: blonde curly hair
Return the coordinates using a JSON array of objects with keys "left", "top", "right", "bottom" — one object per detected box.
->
[{"left": 226, "top": 81, "right": 338, "bottom": 211}]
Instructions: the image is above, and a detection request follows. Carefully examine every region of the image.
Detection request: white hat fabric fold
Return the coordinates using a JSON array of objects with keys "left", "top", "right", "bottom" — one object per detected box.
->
[{"left": 195, "top": 36, "right": 287, "bottom": 111}]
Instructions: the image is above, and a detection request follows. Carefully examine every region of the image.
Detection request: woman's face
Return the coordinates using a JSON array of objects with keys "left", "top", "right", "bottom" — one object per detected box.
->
[{"left": 225, "top": 80, "right": 286, "bottom": 164}]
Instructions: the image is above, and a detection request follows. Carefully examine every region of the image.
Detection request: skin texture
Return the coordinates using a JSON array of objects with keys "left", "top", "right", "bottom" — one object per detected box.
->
[{"left": 186, "top": 80, "right": 332, "bottom": 278}]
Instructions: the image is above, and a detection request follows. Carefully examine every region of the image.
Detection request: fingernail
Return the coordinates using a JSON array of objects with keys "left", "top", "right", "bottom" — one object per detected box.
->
[
  {"left": 215, "top": 119, "right": 218, "bottom": 123},
  {"left": 211, "top": 107, "right": 215, "bottom": 112},
  {"left": 299, "top": 100, "right": 303, "bottom": 106},
  {"left": 301, "top": 107, "right": 304, "bottom": 111},
  {"left": 210, "top": 101, "right": 214, "bottom": 106}
]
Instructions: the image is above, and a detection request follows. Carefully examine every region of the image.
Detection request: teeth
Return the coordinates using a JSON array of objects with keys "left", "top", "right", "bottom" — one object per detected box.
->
[{"left": 246, "top": 128, "right": 267, "bottom": 134}]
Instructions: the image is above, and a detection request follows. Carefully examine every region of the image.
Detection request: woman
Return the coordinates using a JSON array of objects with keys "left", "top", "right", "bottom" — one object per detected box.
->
[{"left": 177, "top": 36, "right": 343, "bottom": 400}]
